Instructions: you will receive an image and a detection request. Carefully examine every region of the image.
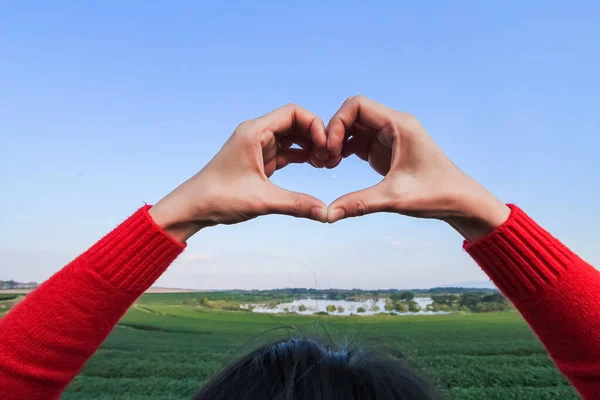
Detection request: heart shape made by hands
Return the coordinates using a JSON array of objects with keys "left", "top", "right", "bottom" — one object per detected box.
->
[{"left": 150, "top": 96, "right": 506, "bottom": 243}]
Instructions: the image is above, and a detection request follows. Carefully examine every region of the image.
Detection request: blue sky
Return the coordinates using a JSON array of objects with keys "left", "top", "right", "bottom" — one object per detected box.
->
[{"left": 1, "top": 1, "right": 599, "bottom": 289}]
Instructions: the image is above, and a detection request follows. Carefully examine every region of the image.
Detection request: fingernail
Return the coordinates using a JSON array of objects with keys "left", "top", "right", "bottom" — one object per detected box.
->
[
  {"left": 327, "top": 208, "right": 345, "bottom": 223},
  {"left": 312, "top": 207, "right": 328, "bottom": 223}
]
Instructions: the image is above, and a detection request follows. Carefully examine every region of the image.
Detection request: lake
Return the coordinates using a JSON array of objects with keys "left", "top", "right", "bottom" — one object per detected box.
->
[{"left": 243, "top": 297, "right": 449, "bottom": 316}]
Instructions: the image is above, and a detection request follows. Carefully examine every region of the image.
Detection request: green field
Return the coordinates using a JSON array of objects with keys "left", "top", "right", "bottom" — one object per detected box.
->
[{"left": 1, "top": 294, "right": 577, "bottom": 399}]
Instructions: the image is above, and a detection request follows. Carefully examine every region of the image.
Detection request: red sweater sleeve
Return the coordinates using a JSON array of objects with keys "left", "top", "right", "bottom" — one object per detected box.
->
[
  {"left": 0, "top": 206, "right": 185, "bottom": 400},
  {"left": 465, "top": 205, "right": 600, "bottom": 400}
]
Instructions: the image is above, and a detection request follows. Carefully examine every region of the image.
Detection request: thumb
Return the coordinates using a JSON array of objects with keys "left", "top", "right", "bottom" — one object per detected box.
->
[
  {"left": 327, "top": 183, "right": 392, "bottom": 223},
  {"left": 264, "top": 183, "right": 328, "bottom": 222}
]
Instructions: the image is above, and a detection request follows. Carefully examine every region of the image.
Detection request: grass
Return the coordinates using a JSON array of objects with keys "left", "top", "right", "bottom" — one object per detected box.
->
[
  {"left": 63, "top": 299, "right": 577, "bottom": 399},
  {"left": 0, "top": 294, "right": 577, "bottom": 399},
  {"left": 0, "top": 294, "right": 24, "bottom": 313}
]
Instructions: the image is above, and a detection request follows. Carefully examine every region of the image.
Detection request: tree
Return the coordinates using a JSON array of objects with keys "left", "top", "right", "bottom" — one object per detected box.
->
[
  {"left": 390, "top": 291, "right": 415, "bottom": 301},
  {"left": 328, "top": 292, "right": 345, "bottom": 300},
  {"left": 430, "top": 303, "right": 450, "bottom": 312},
  {"left": 394, "top": 301, "right": 409, "bottom": 313},
  {"left": 459, "top": 293, "right": 481, "bottom": 308},
  {"left": 474, "top": 303, "right": 489, "bottom": 313},
  {"left": 183, "top": 298, "right": 199, "bottom": 306},
  {"left": 473, "top": 301, "right": 510, "bottom": 313},
  {"left": 431, "top": 294, "right": 459, "bottom": 305},
  {"left": 400, "top": 291, "right": 415, "bottom": 301},
  {"left": 298, "top": 304, "right": 307, "bottom": 312},
  {"left": 200, "top": 297, "right": 210, "bottom": 307},
  {"left": 326, "top": 304, "right": 337, "bottom": 313},
  {"left": 407, "top": 301, "right": 421, "bottom": 313},
  {"left": 481, "top": 293, "right": 505, "bottom": 303},
  {"left": 356, "top": 307, "right": 366, "bottom": 313},
  {"left": 337, "top": 306, "right": 345, "bottom": 313},
  {"left": 370, "top": 304, "right": 380, "bottom": 312},
  {"left": 384, "top": 298, "right": 394, "bottom": 311}
]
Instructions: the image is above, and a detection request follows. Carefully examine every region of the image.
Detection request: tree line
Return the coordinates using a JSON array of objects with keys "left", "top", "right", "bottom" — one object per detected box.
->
[
  {"left": 0, "top": 280, "right": 38, "bottom": 290},
  {"left": 241, "top": 287, "right": 499, "bottom": 301},
  {"left": 177, "top": 288, "right": 510, "bottom": 315},
  {"left": 428, "top": 292, "right": 511, "bottom": 313},
  {"left": 316, "top": 291, "right": 510, "bottom": 315}
]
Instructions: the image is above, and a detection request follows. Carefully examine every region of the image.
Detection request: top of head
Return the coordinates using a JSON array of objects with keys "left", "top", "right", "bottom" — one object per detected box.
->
[{"left": 194, "top": 337, "right": 437, "bottom": 400}]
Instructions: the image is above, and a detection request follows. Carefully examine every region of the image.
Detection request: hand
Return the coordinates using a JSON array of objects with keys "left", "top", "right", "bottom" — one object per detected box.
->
[
  {"left": 325, "top": 96, "right": 510, "bottom": 241},
  {"left": 149, "top": 104, "right": 329, "bottom": 243}
]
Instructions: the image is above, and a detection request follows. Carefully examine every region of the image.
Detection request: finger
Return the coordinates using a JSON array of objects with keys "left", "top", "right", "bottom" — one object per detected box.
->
[
  {"left": 292, "top": 136, "right": 312, "bottom": 151},
  {"left": 326, "top": 96, "right": 392, "bottom": 167},
  {"left": 256, "top": 104, "right": 328, "bottom": 161},
  {"left": 290, "top": 136, "right": 327, "bottom": 168},
  {"left": 342, "top": 136, "right": 370, "bottom": 161},
  {"left": 275, "top": 148, "right": 308, "bottom": 170},
  {"left": 332, "top": 95, "right": 393, "bottom": 131},
  {"left": 264, "top": 183, "right": 328, "bottom": 223},
  {"left": 278, "top": 136, "right": 324, "bottom": 168},
  {"left": 309, "top": 155, "right": 326, "bottom": 168},
  {"left": 322, "top": 156, "right": 342, "bottom": 169},
  {"left": 307, "top": 157, "right": 327, "bottom": 169},
  {"left": 324, "top": 129, "right": 350, "bottom": 169},
  {"left": 327, "top": 183, "right": 392, "bottom": 223},
  {"left": 351, "top": 122, "right": 374, "bottom": 138},
  {"left": 278, "top": 136, "right": 295, "bottom": 150}
]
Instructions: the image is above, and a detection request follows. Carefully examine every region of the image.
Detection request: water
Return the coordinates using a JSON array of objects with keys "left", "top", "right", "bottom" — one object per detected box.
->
[{"left": 242, "top": 297, "right": 449, "bottom": 316}]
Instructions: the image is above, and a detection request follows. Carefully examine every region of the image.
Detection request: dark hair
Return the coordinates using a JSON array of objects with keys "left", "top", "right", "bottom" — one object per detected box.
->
[{"left": 194, "top": 337, "right": 437, "bottom": 400}]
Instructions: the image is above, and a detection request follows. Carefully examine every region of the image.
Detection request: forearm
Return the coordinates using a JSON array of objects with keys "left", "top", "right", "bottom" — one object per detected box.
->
[
  {"left": 0, "top": 206, "right": 184, "bottom": 399},
  {"left": 461, "top": 205, "right": 600, "bottom": 399}
]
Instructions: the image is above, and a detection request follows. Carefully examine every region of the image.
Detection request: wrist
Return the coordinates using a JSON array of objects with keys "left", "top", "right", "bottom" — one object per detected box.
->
[
  {"left": 444, "top": 189, "right": 511, "bottom": 242},
  {"left": 148, "top": 199, "right": 207, "bottom": 243}
]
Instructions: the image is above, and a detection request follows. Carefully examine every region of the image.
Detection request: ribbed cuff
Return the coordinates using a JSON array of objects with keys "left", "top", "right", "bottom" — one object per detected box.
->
[
  {"left": 80, "top": 205, "right": 186, "bottom": 293},
  {"left": 464, "top": 204, "right": 577, "bottom": 298}
]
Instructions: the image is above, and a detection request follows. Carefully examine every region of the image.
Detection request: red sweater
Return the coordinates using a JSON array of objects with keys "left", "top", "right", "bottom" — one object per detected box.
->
[{"left": 0, "top": 205, "right": 598, "bottom": 399}]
